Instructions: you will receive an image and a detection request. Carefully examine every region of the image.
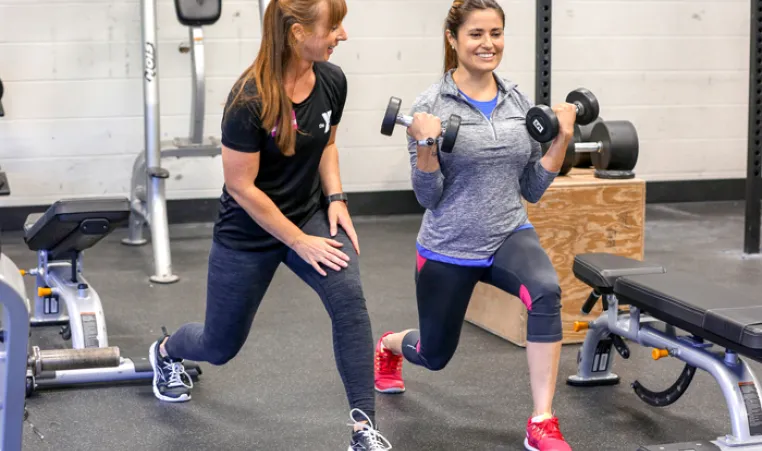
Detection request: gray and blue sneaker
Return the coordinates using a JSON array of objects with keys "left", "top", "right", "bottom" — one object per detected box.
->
[
  {"left": 148, "top": 326, "right": 192, "bottom": 402},
  {"left": 348, "top": 409, "right": 392, "bottom": 451}
]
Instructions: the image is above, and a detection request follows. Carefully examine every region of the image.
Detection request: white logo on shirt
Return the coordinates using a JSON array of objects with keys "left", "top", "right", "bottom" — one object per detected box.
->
[{"left": 319, "top": 110, "right": 332, "bottom": 134}]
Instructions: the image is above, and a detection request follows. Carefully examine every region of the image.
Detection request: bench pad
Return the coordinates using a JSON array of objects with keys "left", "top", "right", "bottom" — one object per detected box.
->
[
  {"left": 573, "top": 253, "right": 665, "bottom": 292},
  {"left": 615, "top": 272, "right": 762, "bottom": 359}
]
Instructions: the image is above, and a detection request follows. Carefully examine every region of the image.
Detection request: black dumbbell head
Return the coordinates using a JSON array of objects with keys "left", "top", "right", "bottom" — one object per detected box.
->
[
  {"left": 441, "top": 115, "right": 460, "bottom": 153},
  {"left": 526, "top": 104, "right": 558, "bottom": 143},
  {"left": 566, "top": 88, "right": 599, "bottom": 126},
  {"left": 589, "top": 120, "right": 639, "bottom": 173},
  {"left": 381, "top": 97, "right": 402, "bottom": 136},
  {"left": 573, "top": 116, "right": 603, "bottom": 168}
]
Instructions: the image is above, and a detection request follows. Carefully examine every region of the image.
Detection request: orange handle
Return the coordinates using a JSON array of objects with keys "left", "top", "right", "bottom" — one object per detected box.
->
[
  {"left": 38, "top": 287, "right": 52, "bottom": 297},
  {"left": 573, "top": 321, "right": 589, "bottom": 332},
  {"left": 652, "top": 348, "right": 669, "bottom": 360}
]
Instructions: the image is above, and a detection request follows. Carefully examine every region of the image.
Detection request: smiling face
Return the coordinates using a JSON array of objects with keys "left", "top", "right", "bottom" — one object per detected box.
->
[
  {"left": 293, "top": 0, "right": 348, "bottom": 62},
  {"left": 447, "top": 7, "right": 505, "bottom": 75}
]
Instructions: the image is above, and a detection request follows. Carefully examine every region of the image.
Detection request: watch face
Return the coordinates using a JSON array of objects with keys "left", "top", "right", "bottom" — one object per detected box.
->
[{"left": 426, "top": 138, "right": 434, "bottom": 146}]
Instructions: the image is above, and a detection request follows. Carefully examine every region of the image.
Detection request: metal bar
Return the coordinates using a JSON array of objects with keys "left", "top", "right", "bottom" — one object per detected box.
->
[
  {"left": 575, "top": 142, "right": 601, "bottom": 153},
  {"left": 141, "top": 0, "right": 160, "bottom": 172},
  {"left": 745, "top": 0, "right": 762, "bottom": 254},
  {"left": 0, "top": 254, "right": 32, "bottom": 451},
  {"left": 189, "top": 27, "right": 205, "bottom": 144},
  {"left": 535, "top": 0, "right": 552, "bottom": 107},
  {"left": 259, "top": 0, "right": 270, "bottom": 26}
]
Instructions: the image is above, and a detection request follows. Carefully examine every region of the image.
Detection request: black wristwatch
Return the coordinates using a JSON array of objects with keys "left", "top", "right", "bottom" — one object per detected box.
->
[{"left": 326, "top": 192, "right": 348, "bottom": 206}]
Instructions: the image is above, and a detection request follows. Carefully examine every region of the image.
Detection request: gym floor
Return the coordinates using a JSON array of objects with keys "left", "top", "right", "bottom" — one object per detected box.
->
[{"left": 3, "top": 200, "right": 761, "bottom": 451}]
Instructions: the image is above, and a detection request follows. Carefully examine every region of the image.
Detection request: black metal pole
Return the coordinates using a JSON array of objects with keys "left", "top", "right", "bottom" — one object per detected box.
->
[
  {"left": 745, "top": 0, "right": 762, "bottom": 254},
  {"left": 535, "top": 0, "right": 552, "bottom": 107}
]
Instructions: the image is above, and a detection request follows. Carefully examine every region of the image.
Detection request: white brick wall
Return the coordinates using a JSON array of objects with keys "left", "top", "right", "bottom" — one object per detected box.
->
[{"left": 0, "top": 0, "right": 753, "bottom": 207}]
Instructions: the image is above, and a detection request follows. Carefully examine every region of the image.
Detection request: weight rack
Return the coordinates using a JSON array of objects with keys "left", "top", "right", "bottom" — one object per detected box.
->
[
  {"left": 745, "top": 0, "right": 762, "bottom": 254},
  {"left": 535, "top": 1, "right": 762, "bottom": 254},
  {"left": 535, "top": 0, "right": 552, "bottom": 107}
]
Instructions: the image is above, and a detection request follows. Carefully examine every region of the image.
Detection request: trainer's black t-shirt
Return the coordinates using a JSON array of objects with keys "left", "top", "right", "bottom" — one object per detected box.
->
[{"left": 213, "top": 61, "right": 347, "bottom": 251}]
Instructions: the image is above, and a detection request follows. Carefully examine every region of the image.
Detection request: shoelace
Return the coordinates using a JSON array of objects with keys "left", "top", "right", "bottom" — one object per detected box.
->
[
  {"left": 531, "top": 417, "right": 563, "bottom": 440},
  {"left": 376, "top": 349, "right": 401, "bottom": 374},
  {"left": 348, "top": 408, "right": 393, "bottom": 450},
  {"left": 163, "top": 361, "right": 194, "bottom": 389}
]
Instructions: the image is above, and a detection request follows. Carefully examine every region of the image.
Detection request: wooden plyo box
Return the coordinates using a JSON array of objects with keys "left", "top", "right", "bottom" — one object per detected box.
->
[{"left": 464, "top": 168, "right": 646, "bottom": 346}]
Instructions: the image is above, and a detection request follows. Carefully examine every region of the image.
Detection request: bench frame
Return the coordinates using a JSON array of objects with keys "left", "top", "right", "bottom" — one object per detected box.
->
[{"left": 571, "top": 288, "right": 762, "bottom": 449}]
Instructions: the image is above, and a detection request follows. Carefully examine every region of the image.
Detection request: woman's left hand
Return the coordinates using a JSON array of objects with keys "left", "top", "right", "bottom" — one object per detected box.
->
[
  {"left": 553, "top": 102, "right": 577, "bottom": 141},
  {"left": 328, "top": 201, "right": 360, "bottom": 255}
]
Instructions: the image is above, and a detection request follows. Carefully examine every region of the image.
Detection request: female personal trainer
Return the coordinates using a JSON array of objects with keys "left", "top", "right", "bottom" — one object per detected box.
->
[
  {"left": 373, "top": 1, "right": 576, "bottom": 450},
  {"left": 147, "top": 1, "right": 391, "bottom": 449}
]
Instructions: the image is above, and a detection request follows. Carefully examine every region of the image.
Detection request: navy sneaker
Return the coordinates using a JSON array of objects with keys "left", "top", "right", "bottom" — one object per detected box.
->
[
  {"left": 148, "top": 326, "right": 192, "bottom": 402},
  {"left": 348, "top": 409, "right": 392, "bottom": 451}
]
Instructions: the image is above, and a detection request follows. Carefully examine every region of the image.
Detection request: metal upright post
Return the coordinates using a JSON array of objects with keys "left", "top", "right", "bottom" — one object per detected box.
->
[
  {"left": 535, "top": 0, "right": 552, "bottom": 107},
  {"left": 259, "top": 0, "right": 269, "bottom": 25},
  {"left": 745, "top": 0, "right": 762, "bottom": 254},
  {"left": 189, "top": 26, "right": 206, "bottom": 145},
  {"left": 140, "top": 0, "right": 177, "bottom": 283}
]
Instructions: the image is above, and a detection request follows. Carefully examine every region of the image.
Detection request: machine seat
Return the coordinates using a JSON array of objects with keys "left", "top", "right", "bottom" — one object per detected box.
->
[
  {"left": 615, "top": 272, "right": 762, "bottom": 361},
  {"left": 572, "top": 253, "right": 665, "bottom": 293},
  {"left": 24, "top": 197, "right": 130, "bottom": 260}
]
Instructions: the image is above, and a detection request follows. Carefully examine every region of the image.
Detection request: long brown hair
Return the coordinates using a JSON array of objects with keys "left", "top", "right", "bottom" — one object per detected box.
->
[
  {"left": 444, "top": 0, "right": 505, "bottom": 73},
  {"left": 227, "top": 0, "right": 347, "bottom": 156}
]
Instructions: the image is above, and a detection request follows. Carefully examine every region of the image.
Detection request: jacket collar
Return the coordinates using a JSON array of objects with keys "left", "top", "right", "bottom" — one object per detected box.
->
[{"left": 440, "top": 69, "right": 516, "bottom": 98}]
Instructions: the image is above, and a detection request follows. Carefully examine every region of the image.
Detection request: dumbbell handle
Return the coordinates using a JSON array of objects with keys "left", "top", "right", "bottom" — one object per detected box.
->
[
  {"left": 574, "top": 141, "right": 602, "bottom": 153},
  {"left": 396, "top": 115, "right": 447, "bottom": 133}
]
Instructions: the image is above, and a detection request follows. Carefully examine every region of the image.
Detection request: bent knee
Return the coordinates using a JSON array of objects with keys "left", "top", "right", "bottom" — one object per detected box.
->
[
  {"left": 420, "top": 354, "right": 453, "bottom": 371},
  {"left": 521, "top": 280, "right": 561, "bottom": 313},
  {"left": 203, "top": 341, "right": 244, "bottom": 366}
]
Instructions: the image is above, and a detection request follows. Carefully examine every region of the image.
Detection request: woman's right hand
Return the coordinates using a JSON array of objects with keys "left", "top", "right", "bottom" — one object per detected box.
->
[
  {"left": 290, "top": 234, "right": 350, "bottom": 276},
  {"left": 408, "top": 112, "right": 442, "bottom": 142}
]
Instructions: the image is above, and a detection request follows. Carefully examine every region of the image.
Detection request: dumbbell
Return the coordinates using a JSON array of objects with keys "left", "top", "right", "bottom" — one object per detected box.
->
[
  {"left": 559, "top": 120, "right": 639, "bottom": 179},
  {"left": 381, "top": 97, "right": 461, "bottom": 153},
  {"left": 572, "top": 117, "right": 603, "bottom": 168},
  {"left": 526, "top": 88, "right": 600, "bottom": 143}
]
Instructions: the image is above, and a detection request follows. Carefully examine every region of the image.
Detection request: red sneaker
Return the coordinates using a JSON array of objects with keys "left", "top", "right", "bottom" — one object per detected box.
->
[
  {"left": 525, "top": 415, "right": 572, "bottom": 451},
  {"left": 374, "top": 332, "right": 405, "bottom": 394}
]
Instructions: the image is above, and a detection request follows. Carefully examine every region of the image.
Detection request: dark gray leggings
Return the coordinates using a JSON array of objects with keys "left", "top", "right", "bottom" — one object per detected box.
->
[
  {"left": 164, "top": 210, "right": 375, "bottom": 421},
  {"left": 402, "top": 227, "right": 562, "bottom": 371}
]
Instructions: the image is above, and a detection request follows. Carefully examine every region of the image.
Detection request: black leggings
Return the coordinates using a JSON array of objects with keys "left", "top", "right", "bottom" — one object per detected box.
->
[
  {"left": 402, "top": 227, "right": 562, "bottom": 371},
  {"left": 164, "top": 210, "right": 375, "bottom": 421}
]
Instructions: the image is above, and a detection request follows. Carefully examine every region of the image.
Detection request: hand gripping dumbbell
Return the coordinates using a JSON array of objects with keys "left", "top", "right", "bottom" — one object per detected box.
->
[
  {"left": 380, "top": 97, "right": 461, "bottom": 153},
  {"left": 526, "top": 88, "right": 600, "bottom": 143},
  {"left": 559, "top": 120, "right": 639, "bottom": 179}
]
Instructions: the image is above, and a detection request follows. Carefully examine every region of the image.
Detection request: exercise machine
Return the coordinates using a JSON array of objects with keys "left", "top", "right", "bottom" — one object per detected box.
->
[
  {"left": 19, "top": 198, "right": 203, "bottom": 394},
  {"left": 569, "top": 252, "right": 762, "bottom": 450},
  {"left": 122, "top": 0, "right": 223, "bottom": 283},
  {"left": 0, "top": 167, "right": 31, "bottom": 451}
]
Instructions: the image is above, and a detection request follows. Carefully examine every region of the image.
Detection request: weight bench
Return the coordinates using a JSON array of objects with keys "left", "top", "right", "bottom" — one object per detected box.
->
[
  {"left": 19, "top": 197, "right": 202, "bottom": 393},
  {"left": 570, "top": 253, "right": 762, "bottom": 450}
]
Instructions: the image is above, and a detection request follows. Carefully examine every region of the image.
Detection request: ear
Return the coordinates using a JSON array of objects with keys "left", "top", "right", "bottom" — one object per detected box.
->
[
  {"left": 291, "top": 22, "right": 306, "bottom": 42},
  {"left": 445, "top": 30, "right": 457, "bottom": 50}
]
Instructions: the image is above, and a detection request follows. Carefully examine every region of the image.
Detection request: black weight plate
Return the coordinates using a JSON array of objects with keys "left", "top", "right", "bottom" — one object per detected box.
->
[
  {"left": 441, "top": 114, "right": 460, "bottom": 153},
  {"left": 526, "top": 104, "right": 558, "bottom": 143},
  {"left": 590, "top": 120, "right": 639, "bottom": 172},
  {"left": 560, "top": 126, "right": 580, "bottom": 176},
  {"left": 566, "top": 88, "right": 599, "bottom": 126},
  {"left": 381, "top": 97, "right": 401, "bottom": 136},
  {"left": 573, "top": 117, "right": 603, "bottom": 167}
]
